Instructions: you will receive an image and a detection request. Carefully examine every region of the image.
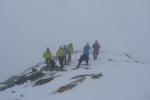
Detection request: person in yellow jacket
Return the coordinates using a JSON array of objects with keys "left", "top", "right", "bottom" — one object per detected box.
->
[
  {"left": 43, "top": 47, "right": 55, "bottom": 70},
  {"left": 67, "top": 43, "right": 73, "bottom": 62},
  {"left": 56, "top": 46, "right": 66, "bottom": 69}
]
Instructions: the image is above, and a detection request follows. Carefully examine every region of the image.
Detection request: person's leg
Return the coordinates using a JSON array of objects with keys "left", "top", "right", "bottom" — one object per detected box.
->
[
  {"left": 95, "top": 51, "right": 99, "bottom": 59},
  {"left": 95, "top": 53, "right": 97, "bottom": 59},
  {"left": 46, "top": 59, "right": 50, "bottom": 67},
  {"left": 85, "top": 57, "right": 89, "bottom": 66},
  {"left": 93, "top": 51, "right": 96, "bottom": 60},
  {"left": 58, "top": 57, "right": 61, "bottom": 67},
  {"left": 60, "top": 57, "right": 64, "bottom": 69},
  {"left": 50, "top": 60, "right": 55, "bottom": 70},
  {"left": 70, "top": 52, "right": 72, "bottom": 61},
  {"left": 63, "top": 55, "right": 66, "bottom": 64},
  {"left": 68, "top": 52, "right": 71, "bottom": 62},
  {"left": 77, "top": 56, "right": 84, "bottom": 68}
]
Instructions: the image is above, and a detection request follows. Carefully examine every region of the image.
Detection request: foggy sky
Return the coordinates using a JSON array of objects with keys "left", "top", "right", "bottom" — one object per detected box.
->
[{"left": 0, "top": 0, "right": 150, "bottom": 81}]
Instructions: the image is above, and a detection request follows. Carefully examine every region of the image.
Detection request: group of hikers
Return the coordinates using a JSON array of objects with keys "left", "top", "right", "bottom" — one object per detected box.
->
[{"left": 42, "top": 41, "right": 101, "bottom": 71}]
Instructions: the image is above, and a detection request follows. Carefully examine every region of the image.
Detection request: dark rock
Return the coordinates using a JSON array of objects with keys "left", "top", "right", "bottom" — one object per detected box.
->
[
  {"left": 53, "top": 77, "right": 85, "bottom": 93},
  {"left": 28, "top": 71, "right": 45, "bottom": 81},
  {"left": 16, "top": 71, "right": 45, "bottom": 85},
  {"left": 20, "top": 94, "right": 24, "bottom": 97},
  {"left": 1, "top": 75, "right": 19, "bottom": 86},
  {"left": 91, "top": 73, "right": 103, "bottom": 79},
  {"left": 0, "top": 71, "right": 46, "bottom": 91},
  {"left": 124, "top": 53, "right": 133, "bottom": 59},
  {"left": 34, "top": 75, "right": 62, "bottom": 86},
  {"left": 15, "top": 75, "right": 29, "bottom": 85},
  {"left": 34, "top": 77, "right": 54, "bottom": 86},
  {"left": 71, "top": 74, "right": 94, "bottom": 79},
  {"left": 12, "top": 91, "right": 15, "bottom": 93},
  {"left": 0, "top": 84, "right": 14, "bottom": 91},
  {"left": 32, "top": 67, "right": 38, "bottom": 72},
  {"left": 134, "top": 60, "right": 139, "bottom": 63},
  {"left": 108, "top": 59, "right": 114, "bottom": 61},
  {"left": 55, "top": 83, "right": 77, "bottom": 93}
]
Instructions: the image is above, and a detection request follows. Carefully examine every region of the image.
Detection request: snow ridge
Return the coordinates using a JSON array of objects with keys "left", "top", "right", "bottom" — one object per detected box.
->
[{"left": 0, "top": 51, "right": 150, "bottom": 100}]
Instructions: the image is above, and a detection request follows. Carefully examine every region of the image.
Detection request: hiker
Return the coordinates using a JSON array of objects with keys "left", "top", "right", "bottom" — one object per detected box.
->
[
  {"left": 67, "top": 43, "right": 73, "bottom": 62},
  {"left": 76, "top": 54, "right": 89, "bottom": 68},
  {"left": 43, "top": 47, "right": 56, "bottom": 70},
  {"left": 92, "top": 40, "right": 101, "bottom": 60},
  {"left": 63, "top": 45, "right": 68, "bottom": 64},
  {"left": 56, "top": 46, "right": 66, "bottom": 70},
  {"left": 76, "top": 43, "right": 91, "bottom": 68},
  {"left": 83, "top": 43, "right": 91, "bottom": 60}
]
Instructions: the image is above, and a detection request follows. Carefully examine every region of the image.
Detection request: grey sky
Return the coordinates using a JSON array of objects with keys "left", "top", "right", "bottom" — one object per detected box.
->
[{"left": 0, "top": 0, "right": 150, "bottom": 81}]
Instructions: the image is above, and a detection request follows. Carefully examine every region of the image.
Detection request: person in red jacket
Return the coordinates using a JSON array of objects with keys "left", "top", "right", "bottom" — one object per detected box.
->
[{"left": 92, "top": 40, "right": 101, "bottom": 60}]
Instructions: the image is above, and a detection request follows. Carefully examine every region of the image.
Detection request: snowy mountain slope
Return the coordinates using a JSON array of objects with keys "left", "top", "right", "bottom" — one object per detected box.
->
[{"left": 0, "top": 51, "right": 150, "bottom": 100}]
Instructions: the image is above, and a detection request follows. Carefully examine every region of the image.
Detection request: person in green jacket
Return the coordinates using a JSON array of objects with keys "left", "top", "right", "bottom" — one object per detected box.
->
[
  {"left": 67, "top": 43, "right": 73, "bottom": 62},
  {"left": 57, "top": 46, "right": 66, "bottom": 69},
  {"left": 43, "top": 47, "right": 55, "bottom": 70}
]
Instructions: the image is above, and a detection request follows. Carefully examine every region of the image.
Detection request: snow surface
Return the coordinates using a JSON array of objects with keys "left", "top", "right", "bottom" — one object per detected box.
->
[
  {"left": 1, "top": 0, "right": 150, "bottom": 83},
  {"left": 0, "top": 51, "right": 150, "bottom": 100}
]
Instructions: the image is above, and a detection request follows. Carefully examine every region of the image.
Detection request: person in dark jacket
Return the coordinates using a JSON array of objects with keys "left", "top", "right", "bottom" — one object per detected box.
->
[
  {"left": 92, "top": 40, "right": 101, "bottom": 60},
  {"left": 76, "top": 43, "right": 91, "bottom": 68},
  {"left": 76, "top": 54, "right": 89, "bottom": 68},
  {"left": 63, "top": 45, "right": 68, "bottom": 64},
  {"left": 83, "top": 43, "right": 91, "bottom": 60},
  {"left": 67, "top": 43, "right": 73, "bottom": 62}
]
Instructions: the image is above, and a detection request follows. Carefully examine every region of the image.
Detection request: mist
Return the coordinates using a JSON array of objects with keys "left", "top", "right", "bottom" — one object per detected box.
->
[{"left": 0, "top": 0, "right": 150, "bottom": 81}]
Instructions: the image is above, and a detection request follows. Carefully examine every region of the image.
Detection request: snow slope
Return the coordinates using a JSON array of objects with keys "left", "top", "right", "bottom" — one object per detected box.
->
[{"left": 0, "top": 51, "right": 150, "bottom": 100}]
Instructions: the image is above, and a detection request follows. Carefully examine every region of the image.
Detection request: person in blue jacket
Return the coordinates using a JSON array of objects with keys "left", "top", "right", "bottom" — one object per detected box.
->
[
  {"left": 76, "top": 43, "right": 91, "bottom": 68},
  {"left": 83, "top": 43, "right": 91, "bottom": 60}
]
